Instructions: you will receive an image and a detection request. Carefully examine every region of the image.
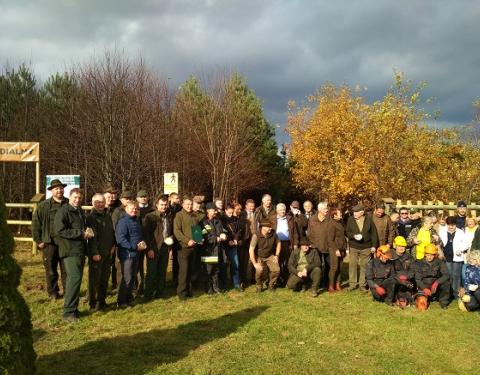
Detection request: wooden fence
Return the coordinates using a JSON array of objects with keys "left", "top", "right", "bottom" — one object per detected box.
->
[
  {"left": 383, "top": 199, "right": 479, "bottom": 217},
  {"left": 6, "top": 202, "right": 93, "bottom": 254}
]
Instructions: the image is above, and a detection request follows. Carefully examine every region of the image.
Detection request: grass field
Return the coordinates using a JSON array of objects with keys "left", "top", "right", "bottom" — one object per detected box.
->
[{"left": 15, "top": 245, "right": 480, "bottom": 375}]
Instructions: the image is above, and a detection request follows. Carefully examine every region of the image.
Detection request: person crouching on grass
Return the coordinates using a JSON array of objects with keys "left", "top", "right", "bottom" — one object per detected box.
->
[
  {"left": 392, "top": 236, "right": 415, "bottom": 308},
  {"left": 286, "top": 238, "right": 322, "bottom": 297},
  {"left": 459, "top": 250, "right": 480, "bottom": 312},
  {"left": 414, "top": 243, "right": 451, "bottom": 310},
  {"left": 365, "top": 245, "right": 396, "bottom": 306},
  {"left": 115, "top": 201, "right": 146, "bottom": 309}
]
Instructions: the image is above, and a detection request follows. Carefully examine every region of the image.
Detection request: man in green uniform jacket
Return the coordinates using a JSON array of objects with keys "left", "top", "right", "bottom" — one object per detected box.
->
[
  {"left": 32, "top": 179, "right": 68, "bottom": 299},
  {"left": 54, "top": 188, "right": 93, "bottom": 321}
]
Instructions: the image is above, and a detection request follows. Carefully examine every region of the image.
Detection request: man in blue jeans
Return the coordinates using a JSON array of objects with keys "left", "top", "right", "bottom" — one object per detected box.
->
[
  {"left": 222, "top": 204, "right": 243, "bottom": 291},
  {"left": 115, "top": 201, "right": 146, "bottom": 308}
]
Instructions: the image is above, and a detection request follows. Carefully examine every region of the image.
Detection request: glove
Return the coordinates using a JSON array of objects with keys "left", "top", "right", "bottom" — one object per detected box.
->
[
  {"left": 353, "top": 234, "right": 363, "bottom": 241},
  {"left": 423, "top": 288, "right": 432, "bottom": 296},
  {"left": 462, "top": 294, "right": 471, "bottom": 303},
  {"left": 405, "top": 281, "right": 414, "bottom": 289},
  {"left": 468, "top": 284, "right": 479, "bottom": 292},
  {"left": 431, "top": 281, "right": 439, "bottom": 294},
  {"left": 375, "top": 286, "right": 386, "bottom": 296}
]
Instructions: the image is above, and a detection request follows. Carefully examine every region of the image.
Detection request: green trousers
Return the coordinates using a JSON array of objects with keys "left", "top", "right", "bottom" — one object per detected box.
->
[
  {"left": 63, "top": 255, "right": 85, "bottom": 316},
  {"left": 144, "top": 244, "right": 169, "bottom": 300}
]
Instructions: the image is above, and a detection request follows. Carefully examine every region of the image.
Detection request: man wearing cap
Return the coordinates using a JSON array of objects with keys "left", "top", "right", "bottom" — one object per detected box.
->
[
  {"left": 173, "top": 196, "right": 203, "bottom": 300},
  {"left": 32, "top": 178, "right": 68, "bottom": 299},
  {"left": 286, "top": 239, "right": 322, "bottom": 297},
  {"left": 86, "top": 193, "right": 115, "bottom": 311},
  {"left": 346, "top": 204, "right": 379, "bottom": 291},
  {"left": 371, "top": 202, "right": 394, "bottom": 247},
  {"left": 54, "top": 188, "right": 93, "bottom": 320},
  {"left": 249, "top": 219, "right": 281, "bottom": 292},
  {"left": 455, "top": 200, "right": 468, "bottom": 231}
]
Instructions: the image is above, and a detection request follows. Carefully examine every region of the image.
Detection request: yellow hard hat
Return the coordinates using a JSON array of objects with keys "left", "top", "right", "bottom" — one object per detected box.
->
[
  {"left": 394, "top": 236, "right": 407, "bottom": 247},
  {"left": 424, "top": 243, "right": 438, "bottom": 255}
]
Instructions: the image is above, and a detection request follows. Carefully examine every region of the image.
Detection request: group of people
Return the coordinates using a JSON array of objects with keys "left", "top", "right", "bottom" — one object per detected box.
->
[{"left": 31, "top": 179, "right": 480, "bottom": 321}]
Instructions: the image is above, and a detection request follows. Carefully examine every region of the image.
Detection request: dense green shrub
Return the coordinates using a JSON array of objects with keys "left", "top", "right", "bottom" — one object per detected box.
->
[{"left": 0, "top": 188, "right": 36, "bottom": 374}]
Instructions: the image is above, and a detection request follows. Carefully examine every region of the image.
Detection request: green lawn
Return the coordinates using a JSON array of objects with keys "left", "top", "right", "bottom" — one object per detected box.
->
[{"left": 16, "top": 245, "right": 479, "bottom": 375}]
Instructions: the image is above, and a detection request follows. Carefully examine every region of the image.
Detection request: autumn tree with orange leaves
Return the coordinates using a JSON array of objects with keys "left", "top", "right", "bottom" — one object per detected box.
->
[{"left": 287, "top": 74, "right": 480, "bottom": 206}]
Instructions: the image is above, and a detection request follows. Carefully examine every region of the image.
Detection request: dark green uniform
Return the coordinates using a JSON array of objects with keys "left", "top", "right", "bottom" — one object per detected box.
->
[
  {"left": 54, "top": 204, "right": 87, "bottom": 317},
  {"left": 32, "top": 197, "right": 68, "bottom": 297},
  {"left": 86, "top": 208, "right": 115, "bottom": 309},
  {"left": 414, "top": 258, "right": 451, "bottom": 308},
  {"left": 173, "top": 209, "right": 202, "bottom": 298}
]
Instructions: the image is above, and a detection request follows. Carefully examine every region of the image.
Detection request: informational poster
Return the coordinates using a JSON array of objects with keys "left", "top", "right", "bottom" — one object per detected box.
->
[
  {"left": 163, "top": 172, "right": 179, "bottom": 195},
  {"left": 0, "top": 142, "right": 39, "bottom": 162},
  {"left": 46, "top": 175, "right": 80, "bottom": 198}
]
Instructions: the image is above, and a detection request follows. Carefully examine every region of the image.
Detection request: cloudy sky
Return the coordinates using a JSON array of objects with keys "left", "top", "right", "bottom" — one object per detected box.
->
[{"left": 1, "top": 0, "right": 479, "bottom": 143}]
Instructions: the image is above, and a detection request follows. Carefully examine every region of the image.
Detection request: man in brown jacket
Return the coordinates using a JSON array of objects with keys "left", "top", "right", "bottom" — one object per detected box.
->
[
  {"left": 371, "top": 202, "right": 394, "bottom": 247},
  {"left": 307, "top": 202, "right": 332, "bottom": 287}
]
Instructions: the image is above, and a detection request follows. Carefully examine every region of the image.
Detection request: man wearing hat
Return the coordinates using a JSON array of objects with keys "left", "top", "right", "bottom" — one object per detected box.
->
[
  {"left": 346, "top": 203, "right": 379, "bottom": 291},
  {"left": 290, "top": 200, "right": 307, "bottom": 240},
  {"left": 248, "top": 218, "right": 281, "bottom": 292},
  {"left": 32, "top": 179, "right": 68, "bottom": 299},
  {"left": 365, "top": 245, "right": 396, "bottom": 305},
  {"left": 455, "top": 200, "right": 468, "bottom": 231},
  {"left": 286, "top": 238, "right": 322, "bottom": 297}
]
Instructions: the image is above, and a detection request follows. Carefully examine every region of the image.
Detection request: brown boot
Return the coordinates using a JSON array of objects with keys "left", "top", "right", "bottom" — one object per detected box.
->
[{"left": 335, "top": 281, "right": 342, "bottom": 291}]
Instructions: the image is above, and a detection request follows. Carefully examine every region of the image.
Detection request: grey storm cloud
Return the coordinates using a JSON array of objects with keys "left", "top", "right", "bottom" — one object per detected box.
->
[{"left": 1, "top": 0, "right": 479, "bottom": 143}]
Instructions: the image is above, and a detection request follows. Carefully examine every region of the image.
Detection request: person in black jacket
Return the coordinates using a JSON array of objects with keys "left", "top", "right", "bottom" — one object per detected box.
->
[
  {"left": 414, "top": 244, "right": 451, "bottom": 310},
  {"left": 222, "top": 204, "right": 243, "bottom": 291},
  {"left": 86, "top": 193, "right": 115, "bottom": 311},
  {"left": 392, "top": 236, "right": 415, "bottom": 308},
  {"left": 201, "top": 202, "right": 227, "bottom": 294},
  {"left": 286, "top": 239, "right": 322, "bottom": 297},
  {"left": 346, "top": 204, "right": 379, "bottom": 292},
  {"left": 365, "top": 245, "right": 396, "bottom": 305}
]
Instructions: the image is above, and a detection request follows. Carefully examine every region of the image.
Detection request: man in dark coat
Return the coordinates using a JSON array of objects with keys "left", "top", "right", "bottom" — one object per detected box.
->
[
  {"left": 346, "top": 204, "right": 379, "bottom": 292},
  {"left": 366, "top": 245, "right": 397, "bottom": 305},
  {"left": 32, "top": 179, "right": 68, "bottom": 299},
  {"left": 54, "top": 188, "right": 92, "bottom": 321},
  {"left": 286, "top": 239, "right": 322, "bottom": 297},
  {"left": 143, "top": 195, "right": 173, "bottom": 300},
  {"left": 86, "top": 193, "right": 115, "bottom": 311}
]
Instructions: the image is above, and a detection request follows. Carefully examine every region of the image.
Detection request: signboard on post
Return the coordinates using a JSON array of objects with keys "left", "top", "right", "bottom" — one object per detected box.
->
[
  {"left": 46, "top": 175, "right": 80, "bottom": 198},
  {"left": 0, "top": 142, "right": 39, "bottom": 162},
  {"left": 164, "top": 172, "right": 179, "bottom": 195}
]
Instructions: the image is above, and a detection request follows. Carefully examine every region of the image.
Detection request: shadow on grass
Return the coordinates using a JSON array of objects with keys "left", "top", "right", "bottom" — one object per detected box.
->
[{"left": 37, "top": 305, "right": 269, "bottom": 374}]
